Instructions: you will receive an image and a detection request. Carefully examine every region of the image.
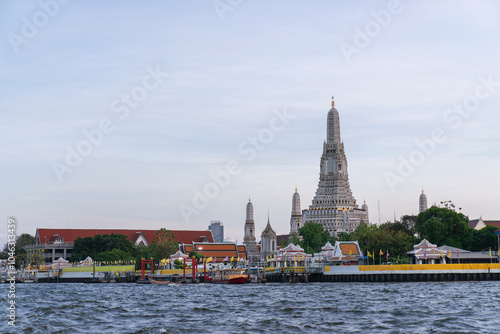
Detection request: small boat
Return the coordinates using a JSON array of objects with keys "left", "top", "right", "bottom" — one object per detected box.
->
[
  {"left": 210, "top": 269, "right": 247, "bottom": 284},
  {"left": 149, "top": 277, "right": 172, "bottom": 285}
]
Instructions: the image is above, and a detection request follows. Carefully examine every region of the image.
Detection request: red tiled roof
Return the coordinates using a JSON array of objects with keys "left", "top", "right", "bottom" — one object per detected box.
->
[
  {"left": 194, "top": 243, "right": 236, "bottom": 251},
  {"left": 237, "top": 245, "right": 247, "bottom": 260},
  {"left": 181, "top": 243, "right": 247, "bottom": 262},
  {"left": 340, "top": 244, "right": 359, "bottom": 256},
  {"left": 35, "top": 228, "right": 213, "bottom": 245},
  {"left": 484, "top": 221, "right": 500, "bottom": 228}
]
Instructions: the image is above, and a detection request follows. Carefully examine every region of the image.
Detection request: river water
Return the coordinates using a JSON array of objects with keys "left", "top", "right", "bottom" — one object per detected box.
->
[{"left": 2, "top": 281, "right": 499, "bottom": 333}]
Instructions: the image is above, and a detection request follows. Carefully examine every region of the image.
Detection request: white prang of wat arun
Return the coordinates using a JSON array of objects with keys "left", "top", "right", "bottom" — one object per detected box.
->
[{"left": 301, "top": 97, "right": 369, "bottom": 236}]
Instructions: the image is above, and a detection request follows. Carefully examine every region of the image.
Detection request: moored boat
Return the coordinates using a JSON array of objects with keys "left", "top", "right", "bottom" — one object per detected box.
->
[
  {"left": 149, "top": 277, "right": 172, "bottom": 285},
  {"left": 210, "top": 269, "right": 247, "bottom": 284}
]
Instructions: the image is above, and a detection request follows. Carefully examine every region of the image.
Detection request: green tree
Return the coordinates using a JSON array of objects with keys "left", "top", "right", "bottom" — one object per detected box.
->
[
  {"left": 174, "top": 259, "right": 184, "bottom": 269},
  {"left": 70, "top": 233, "right": 136, "bottom": 262},
  {"left": 470, "top": 225, "right": 498, "bottom": 252},
  {"left": 1, "top": 233, "right": 36, "bottom": 268},
  {"left": 95, "top": 249, "right": 134, "bottom": 261},
  {"left": 285, "top": 234, "right": 301, "bottom": 247},
  {"left": 351, "top": 222, "right": 415, "bottom": 264},
  {"left": 134, "top": 229, "right": 178, "bottom": 268},
  {"left": 189, "top": 251, "right": 203, "bottom": 263},
  {"left": 298, "top": 222, "right": 335, "bottom": 253},
  {"left": 401, "top": 215, "right": 417, "bottom": 235},
  {"left": 150, "top": 228, "right": 178, "bottom": 260},
  {"left": 415, "top": 205, "right": 472, "bottom": 249}
]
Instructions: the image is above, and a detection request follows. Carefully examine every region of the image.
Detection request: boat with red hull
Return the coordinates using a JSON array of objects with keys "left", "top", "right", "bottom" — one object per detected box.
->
[{"left": 210, "top": 269, "right": 247, "bottom": 284}]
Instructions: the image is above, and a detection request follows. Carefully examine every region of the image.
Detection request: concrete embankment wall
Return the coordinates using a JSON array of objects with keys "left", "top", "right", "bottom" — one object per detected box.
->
[{"left": 266, "top": 264, "right": 500, "bottom": 283}]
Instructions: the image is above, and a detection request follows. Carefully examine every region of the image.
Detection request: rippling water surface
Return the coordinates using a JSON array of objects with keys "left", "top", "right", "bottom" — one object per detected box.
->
[{"left": 2, "top": 282, "right": 500, "bottom": 333}]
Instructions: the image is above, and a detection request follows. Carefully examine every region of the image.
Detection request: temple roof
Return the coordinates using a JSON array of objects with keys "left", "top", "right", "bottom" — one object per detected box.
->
[
  {"left": 280, "top": 243, "right": 304, "bottom": 253},
  {"left": 261, "top": 217, "right": 276, "bottom": 238},
  {"left": 413, "top": 238, "right": 437, "bottom": 250},
  {"left": 321, "top": 241, "right": 335, "bottom": 251}
]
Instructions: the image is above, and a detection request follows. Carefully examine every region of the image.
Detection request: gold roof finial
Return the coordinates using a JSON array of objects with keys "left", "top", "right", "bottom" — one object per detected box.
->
[
  {"left": 249, "top": 195, "right": 251, "bottom": 202},
  {"left": 331, "top": 95, "right": 335, "bottom": 108},
  {"left": 421, "top": 187, "right": 424, "bottom": 194},
  {"left": 295, "top": 184, "right": 297, "bottom": 192}
]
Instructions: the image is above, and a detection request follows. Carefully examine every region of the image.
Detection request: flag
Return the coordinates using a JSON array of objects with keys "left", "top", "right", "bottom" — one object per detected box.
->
[
  {"left": 230, "top": 256, "right": 234, "bottom": 262},
  {"left": 379, "top": 250, "right": 383, "bottom": 256},
  {"left": 433, "top": 249, "right": 436, "bottom": 256},
  {"left": 386, "top": 250, "right": 389, "bottom": 259},
  {"left": 266, "top": 256, "right": 269, "bottom": 262},
  {"left": 448, "top": 249, "right": 451, "bottom": 258},
  {"left": 367, "top": 250, "right": 371, "bottom": 258},
  {"left": 440, "top": 249, "right": 444, "bottom": 258},
  {"left": 424, "top": 250, "right": 427, "bottom": 259},
  {"left": 237, "top": 257, "right": 240, "bottom": 262},
  {"left": 223, "top": 256, "right": 228, "bottom": 262},
  {"left": 489, "top": 248, "right": 491, "bottom": 258},
  {"left": 349, "top": 250, "right": 352, "bottom": 256},
  {"left": 372, "top": 250, "right": 375, "bottom": 259}
]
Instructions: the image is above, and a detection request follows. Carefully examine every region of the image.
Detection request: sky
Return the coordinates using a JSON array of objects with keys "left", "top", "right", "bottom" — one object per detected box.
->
[{"left": 1, "top": 0, "right": 500, "bottom": 246}]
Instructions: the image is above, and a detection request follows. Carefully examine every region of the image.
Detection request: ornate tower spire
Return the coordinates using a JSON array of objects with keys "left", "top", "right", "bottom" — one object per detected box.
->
[
  {"left": 419, "top": 188, "right": 428, "bottom": 213},
  {"left": 244, "top": 198, "right": 259, "bottom": 260},
  {"left": 313, "top": 97, "right": 353, "bottom": 208},
  {"left": 327, "top": 96, "right": 341, "bottom": 144},
  {"left": 290, "top": 186, "right": 302, "bottom": 235},
  {"left": 302, "top": 97, "right": 369, "bottom": 236}
]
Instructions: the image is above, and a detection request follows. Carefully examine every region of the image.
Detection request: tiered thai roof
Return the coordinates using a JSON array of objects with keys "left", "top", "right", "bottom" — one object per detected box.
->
[
  {"left": 278, "top": 243, "right": 309, "bottom": 261},
  {"left": 180, "top": 242, "right": 247, "bottom": 262},
  {"left": 327, "top": 241, "right": 361, "bottom": 262},
  {"left": 411, "top": 239, "right": 440, "bottom": 260}
]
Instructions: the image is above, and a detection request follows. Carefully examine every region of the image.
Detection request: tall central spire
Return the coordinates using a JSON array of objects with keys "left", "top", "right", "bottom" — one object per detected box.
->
[
  {"left": 327, "top": 96, "right": 341, "bottom": 144},
  {"left": 301, "top": 97, "right": 369, "bottom": 236},
  {"left": 312, "top": 97, "right": 354, "bottom": 208}
]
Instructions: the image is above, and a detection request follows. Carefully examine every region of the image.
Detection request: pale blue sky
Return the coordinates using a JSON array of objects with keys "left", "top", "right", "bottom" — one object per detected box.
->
[{"left": 1, "top": 0, "right": 500, "bottom": 246}]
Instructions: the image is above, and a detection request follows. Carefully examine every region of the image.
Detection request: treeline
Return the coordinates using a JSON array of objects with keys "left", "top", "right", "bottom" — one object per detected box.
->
[
  {"left": 69, "top": 228, "right": 178, "bottom": 268},
  {"left": 415, "top": 203, "right": 497, "bottom": 252},
  {"left": 0, "top": 234, "right": 36, "bottom": 269}
]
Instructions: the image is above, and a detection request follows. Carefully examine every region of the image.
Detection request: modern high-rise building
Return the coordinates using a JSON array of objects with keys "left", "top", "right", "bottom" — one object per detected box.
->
[
  {"left": 243, "top": 198, "right": 259, "bottom": 260},
  {"left": 208, "top": 220, "right": 224, "bottom": 243},
  {"left": 302, "top": 97, "right": 369, "bottom": 236},
  {"left": 419, "top": 189, "right": 428, "bottom": 213}
]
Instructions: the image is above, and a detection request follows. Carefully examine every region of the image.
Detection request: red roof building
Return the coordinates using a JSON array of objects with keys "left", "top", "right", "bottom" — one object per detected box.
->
[
  {"left": 181, "top": 242, "right": 247, "bottom": 262},
  {"left": 34, "top": 228, "right": 213, "bottom": 246},
  {"left": 27, "top": 228, "right": 213, "bottom": 263}
]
